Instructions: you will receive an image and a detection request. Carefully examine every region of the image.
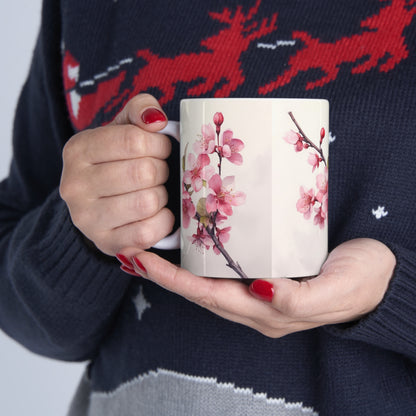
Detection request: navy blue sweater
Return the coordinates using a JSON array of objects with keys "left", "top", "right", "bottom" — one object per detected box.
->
[{"left": 1, "top": 0, "right": 416, "bottom": 414}]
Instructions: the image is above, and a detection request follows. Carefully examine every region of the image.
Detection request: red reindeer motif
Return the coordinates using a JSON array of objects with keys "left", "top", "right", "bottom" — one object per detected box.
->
[
  {"left": 64, "top": 0, "right": 415, "bottom": 131},
  {"left": 118, "top": 0, "right": 278, "bottom": 106},
  {"left": 65, "top": 0, "right": 277, "bottom": 130},
  {"left": 259, "top": 0, "right": 416, "bottom": 94}
]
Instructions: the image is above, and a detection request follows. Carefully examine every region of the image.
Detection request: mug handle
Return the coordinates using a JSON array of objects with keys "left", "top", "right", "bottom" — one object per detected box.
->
[{"left": 152, "top": 120, "right": 181, "bottom": 250}]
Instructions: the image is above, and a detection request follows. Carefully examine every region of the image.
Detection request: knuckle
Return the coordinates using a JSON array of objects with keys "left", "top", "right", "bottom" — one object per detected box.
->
[
  {"left": 136, "top": 190, "right": 159, "bottom": 217},
  {"left": 132, "top": 222, "right": 157, "bottom": 249},
  {"left": 62, "top": 130, "right": 91, "bottom": 161},
  {"left": 122, "top": 125, "right": 147, "bottom": 156},
  {"left": 59, "top": 179, "right": 71, "bottom": 201},
  {"left": 157, "top": 207, "right": 175, "bottom": 235},
  {"left": 62, "top": 137, "right": 78, "bottom": 163},
  {"left": 59, "top": 178, "right": 85, "bottom": 203},
  {"left": 130, "top": 158, "right": 157, "bottom": 187}
]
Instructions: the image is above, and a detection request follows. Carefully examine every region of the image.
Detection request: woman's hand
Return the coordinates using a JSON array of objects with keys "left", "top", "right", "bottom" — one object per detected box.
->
[
  {"left": 60, "top": 94, "right": 174, "bottom": 256},
  {"left": 124, "top": 238, "right": 396, "bottom": 337}
]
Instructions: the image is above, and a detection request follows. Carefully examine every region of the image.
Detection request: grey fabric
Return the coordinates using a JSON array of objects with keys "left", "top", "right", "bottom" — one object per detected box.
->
[{"left": 68, "top": 368, "right": 318, "bottom": 416}]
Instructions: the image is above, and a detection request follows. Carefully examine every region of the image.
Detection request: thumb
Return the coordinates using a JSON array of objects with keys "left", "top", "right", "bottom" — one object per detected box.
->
[
  {"left": 111, "top": 93, "right": 168, "bottom": 132},
  {"left": 249, "top": 277, "right": 331, "bottom": 319}
]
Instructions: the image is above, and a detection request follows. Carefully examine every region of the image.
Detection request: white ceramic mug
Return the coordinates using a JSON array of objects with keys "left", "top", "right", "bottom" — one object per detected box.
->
[{"left": 155, "top": 98, "right": 329, "bottom": 279}]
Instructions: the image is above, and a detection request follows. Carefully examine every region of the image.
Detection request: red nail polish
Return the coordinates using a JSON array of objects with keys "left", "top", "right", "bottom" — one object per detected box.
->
[
  {"left": 249, "top": 280, "right": 274, "bottom": 303},
  {"left": 141, "top": 108, "right": 167, "bottom": 124},
  {"left": 120, "top": 265, "right": 142, "bottom": 277},
  {"left": 132, "top": 256, "right": 147, "bottom": 275},
  {"left": 116, "top": 253, "right": 134, "bottom": 270}
]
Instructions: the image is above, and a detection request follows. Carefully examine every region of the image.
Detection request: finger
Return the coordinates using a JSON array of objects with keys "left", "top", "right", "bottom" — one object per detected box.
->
[
  {"left": 129, "top": 252, "right": 321, "bottom": 337},
  {"left": 94, "top": 186, "right": 168, "bottom": 229},
  {"left": 69, "top": 124, "right": 172, "bottom": 165},
  {"left": 88, "top": 157, "right": 169, "bottom": 197},
  {"left": 130, "top": 251, "right": 272, "bottom": 318},
  {"left": 111, "top": 93, "right": 168, "bottom": 132},
  {"left": 266, "top": 274, "right": 349, "bottom": 322},
  {"left": 107, "top": 207, "right": 175, "bottom": 253}
]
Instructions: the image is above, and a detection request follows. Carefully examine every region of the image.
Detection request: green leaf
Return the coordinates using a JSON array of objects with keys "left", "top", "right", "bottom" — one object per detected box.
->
[
  {"left": 196, "top": 198, "right": 210, "bottom": 227},
  {"left": 196, "top": 198, "right": 208, "bottom": 217},
  {"left": 182, "top": 143, "right": 189, "bottom": 172}
]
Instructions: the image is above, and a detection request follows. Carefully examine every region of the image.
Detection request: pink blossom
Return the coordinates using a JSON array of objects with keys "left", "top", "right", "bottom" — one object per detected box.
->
[
  {"left": 313, "top": 169, "right": 328, "bottom": 228},
  {"left": 183, "top": 153, "right": 215, "bottom": 192},
  {"left": 189, "top": 225, "right": 212, "bottom": 250},
  {"left": 314, "top": 206, "right": 326, "bottom": 229},
  {"left": 213, "top": 226, "right": 231, "bottom": 255},
  {"left": 296, "top": 186, "right": 315, "bottom": 219},
  {"left": 206, "top": 174, "right": 246, "bottom": 216},
  {"left": 182, "top": 188, "right": 196, "bottom": 229},
  {"left": 214, "top": 213, "right": 228, "bottom": 224},
  {"left": 308, "top": 152, "right": 321, "bottom": 172},
  {"left": 283, "top": 130, "right": 303, "bottom": 152},
  {"left": 315, "top": 167, "right": 328, "bottom": 202},
  {"left": 194, "top": 124, "right": 216, "bottom": 155},
  {"left": 320, "top": 192, "right": 328, "bottom": 217},
  {"left": 219, "top": 129, "right": 244, "bottom": 165}
]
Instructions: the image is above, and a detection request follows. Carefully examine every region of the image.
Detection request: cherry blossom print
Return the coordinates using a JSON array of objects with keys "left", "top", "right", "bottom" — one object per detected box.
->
[
  {"left": 193, "top": 124, "right": 216, "bottom": 155},
  {"left": 182, "top": 188, "right": 196, "bottom": 229},
  {"left": 284, "top": 112, "right": 328, "bottom": 228},
  {"left": 206, "top": 175, "right": 246, "bottom": 216},
  {"left": 308, "top": 152, "right": 321, "bottom": 172},
  {"left": 320, "top": 127, "right": 326, "bottom": 144},
  {"left": 314, "top": 205, "right": 326, "bottom": 229},
  {"left": 320, "top": 192, "right": 328, "bottom": 218},
  {"left": 219, "top": 129, "right": 244, "bottom": 165},
  {"left": 212, "top": 226, "right": 231, "bottom": 255},
  {"left": 183, "top": 153, "right": 215, "bottom": 192},
  {"left": 284, "top": 130, "right": 304, "bottom": 152},
  {"left": 181, "top": 112, "right": 248, "bottom": 279},
  {"left": 189, "top": 224, "right": 212, "bottom": 251},
  {"left": 296, "top": 187, "right": 315, "bottom": 220},
  {"left": 213, "top": 112, "right": 224, "bottom": 134},
  {"left": 315, "top": 167, "right": 328, "bottom": 201}
]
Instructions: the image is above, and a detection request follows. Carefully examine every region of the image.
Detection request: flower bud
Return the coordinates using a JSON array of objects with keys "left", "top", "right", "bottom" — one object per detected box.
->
[
  {"left": 214, "top": 112, "right": 224, "bottom": 134},
  {"left": 320, "top": 127, "right": 325, "bottom": 143},
  {"left": 213, "top": 112, "right": 224, "bottom": 127}
]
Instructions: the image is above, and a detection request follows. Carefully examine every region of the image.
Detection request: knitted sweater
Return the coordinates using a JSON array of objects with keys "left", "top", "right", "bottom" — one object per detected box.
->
[{"left": 1, "top": 0, "right": 416, "bottom": 414}]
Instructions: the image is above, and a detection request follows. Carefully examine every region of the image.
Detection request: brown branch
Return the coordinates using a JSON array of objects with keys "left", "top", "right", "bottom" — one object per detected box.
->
[
  {"left": 288, "top": 111, "right": 327, "bottom": 166},
  {"left": 205, "top": 225, "right": 249, "bottom": 279}
]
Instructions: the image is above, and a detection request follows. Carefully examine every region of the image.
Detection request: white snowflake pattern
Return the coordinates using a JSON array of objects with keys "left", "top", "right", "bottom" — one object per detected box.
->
[
  {"left": 372, "top": 206, "right": 388, "bottom": 219},
  {"left": 132, "top": 286, "right": 151, "bottom": 320}
]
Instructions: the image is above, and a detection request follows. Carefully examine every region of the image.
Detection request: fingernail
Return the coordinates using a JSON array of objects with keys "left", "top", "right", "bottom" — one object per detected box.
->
[
  {"left": 249, "top": 280, "right": 274, "bottom": 303},
  {"left": 120, "top": 265, "right": 143, "bottom": 277},
  {"left": 141, "top": 108, "right": 167, "bottom": 124},
  {"left": 132, "top": 256, "right": 147, "bottom": 275},
  {"left": 116, "top": 253, "right": 134, "bottom": 270}
]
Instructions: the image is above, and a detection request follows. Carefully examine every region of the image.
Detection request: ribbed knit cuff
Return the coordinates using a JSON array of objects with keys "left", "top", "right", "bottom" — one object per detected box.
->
[
  {"left": 27, "top": 190, "right": 131, "bottom": 308},
  {"left": 325, "top": 243, "right": 416, "bottom": 360},
  {"left": 7, "top": 190, "right": 132, "bottom": 359}
]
